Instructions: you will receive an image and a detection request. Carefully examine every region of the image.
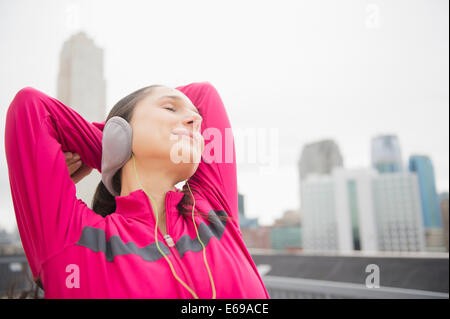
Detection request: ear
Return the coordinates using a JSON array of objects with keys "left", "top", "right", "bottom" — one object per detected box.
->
[{"left": 101, "top": 117, "right": 133, "bottom": 196}]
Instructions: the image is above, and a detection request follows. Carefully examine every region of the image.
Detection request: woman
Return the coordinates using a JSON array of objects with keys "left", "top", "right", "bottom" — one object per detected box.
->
[{"left": 4, "top": 81, "right": 270, "bottom": 299}]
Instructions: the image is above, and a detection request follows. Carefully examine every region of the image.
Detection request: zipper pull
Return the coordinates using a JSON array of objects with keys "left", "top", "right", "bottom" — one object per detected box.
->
[{"left": 164, "top": 234, "right": 175, "bottom": 247}]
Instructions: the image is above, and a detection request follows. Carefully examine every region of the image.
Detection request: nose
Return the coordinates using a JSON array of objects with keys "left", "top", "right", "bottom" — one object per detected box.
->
[{"left": 183, "top": 112, "right": 202, "bottom": 132}]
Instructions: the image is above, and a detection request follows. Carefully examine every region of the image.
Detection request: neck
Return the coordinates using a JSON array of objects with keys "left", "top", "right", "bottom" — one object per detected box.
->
[{"left": 120, "top": 155, "right": 177, "bottom": 219}]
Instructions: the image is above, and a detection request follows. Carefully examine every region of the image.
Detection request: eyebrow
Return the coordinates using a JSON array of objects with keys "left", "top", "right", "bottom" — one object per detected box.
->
[{"left": 157, "top": 95, "right": 200, "bottom": 115}]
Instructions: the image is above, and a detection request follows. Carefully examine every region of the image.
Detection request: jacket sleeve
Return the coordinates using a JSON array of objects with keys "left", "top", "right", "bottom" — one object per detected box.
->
[
  {"left": 175, "top": 82, "right": 239, "bottom": 230},
  {"left": 4, "top": 87, "right": 104, "bottom": 282}
]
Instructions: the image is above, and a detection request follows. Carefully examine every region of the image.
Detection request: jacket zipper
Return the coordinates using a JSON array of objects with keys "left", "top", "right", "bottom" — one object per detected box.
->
[{"left": 162, "top": 191, "right": 198, "bottom": 298}]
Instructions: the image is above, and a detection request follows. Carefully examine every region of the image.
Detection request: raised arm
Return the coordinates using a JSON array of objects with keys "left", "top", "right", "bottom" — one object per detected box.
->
[
  {"left": 175, "top": 82, "right": 239, "bottom": 230},
  {"left": 4, "top": 87, "right": 104, "bottom": 282}
]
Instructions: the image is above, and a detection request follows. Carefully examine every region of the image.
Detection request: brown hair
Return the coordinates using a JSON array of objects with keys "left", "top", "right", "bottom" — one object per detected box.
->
[{"left": 91, "top": 85, "right": 234, "bottom": 225}]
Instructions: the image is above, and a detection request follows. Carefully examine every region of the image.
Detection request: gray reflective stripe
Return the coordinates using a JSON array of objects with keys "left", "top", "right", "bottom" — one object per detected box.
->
[
  {"left": 176, "top": 210, "right": 227, "bottom": 258},
  {"left": 75, "top": 209, "right": 228, "bottom": 262},
  {"left": 75, "top": 226, "right": 172, "bottom": 262}
]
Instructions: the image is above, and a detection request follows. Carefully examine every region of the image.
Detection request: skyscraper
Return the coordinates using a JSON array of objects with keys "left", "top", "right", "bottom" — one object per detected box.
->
[
  {"left": 371, "top": 135, "right": 403, "bottom": 173},
  {"left": 298, "top": 139, "right": 342, "bottom": 251},
  {"left": 409, "top": 155, "right": 445, "bottom": 252},
  {"left": 408, "top": 155, "right": 442, "bottom": 228},
  {"left": 298, "top": 139, "right": 343, "bottom": 181},
  {"left": 57, "top": 31, "right": 106, "bottom": 207},
  {"left": 57, "top": 32, "right": 106, "bottom": 122}
]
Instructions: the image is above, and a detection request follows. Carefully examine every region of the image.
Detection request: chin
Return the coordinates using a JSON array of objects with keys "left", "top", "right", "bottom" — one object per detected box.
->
[{"left": 175, "top": 162, "right": 199, "bottom": 182}]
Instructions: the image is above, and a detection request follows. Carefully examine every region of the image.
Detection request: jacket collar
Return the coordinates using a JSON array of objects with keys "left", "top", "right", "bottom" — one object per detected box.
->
[{"left": 114, "top": 188, "right": 185, "bottom": 218}]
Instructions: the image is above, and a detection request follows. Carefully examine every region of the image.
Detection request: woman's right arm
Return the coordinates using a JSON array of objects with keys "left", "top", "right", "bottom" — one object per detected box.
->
[{"left": 4, "top": 87, "right": 104, "bottom": 283}]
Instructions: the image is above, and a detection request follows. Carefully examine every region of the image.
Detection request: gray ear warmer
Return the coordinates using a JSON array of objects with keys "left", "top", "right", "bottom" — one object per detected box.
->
[{"left": 101, "top": 116, "right": 133, "bottom": 197}]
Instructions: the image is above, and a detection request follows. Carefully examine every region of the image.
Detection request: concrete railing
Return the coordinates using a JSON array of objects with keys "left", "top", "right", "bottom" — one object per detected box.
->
[{"left": 262, "top": 275, "right": 449, "bottom": 299}]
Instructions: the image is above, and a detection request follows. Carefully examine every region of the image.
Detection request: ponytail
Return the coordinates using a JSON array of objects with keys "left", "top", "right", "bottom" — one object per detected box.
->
[{"left": 92, "top": 168, "right": 122, "bottom": 217}]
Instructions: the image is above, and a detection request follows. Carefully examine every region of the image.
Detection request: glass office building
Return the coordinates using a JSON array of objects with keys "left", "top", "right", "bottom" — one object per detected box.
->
[
  {"left": 408, "top": 155, "right": 442, "bottom": 228},
  {"left": 371, "top": 135, "right": 403, "bottom": 174}
]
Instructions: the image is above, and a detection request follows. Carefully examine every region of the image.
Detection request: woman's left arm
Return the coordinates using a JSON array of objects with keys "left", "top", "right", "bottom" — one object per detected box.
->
[{"left": 175, "top": 82, "right": 239, "bottom": 230}]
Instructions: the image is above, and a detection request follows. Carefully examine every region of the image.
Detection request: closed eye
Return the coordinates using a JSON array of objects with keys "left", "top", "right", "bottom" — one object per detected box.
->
[{"left": 164, "top": 105, "right": 176, "bottom": 112}]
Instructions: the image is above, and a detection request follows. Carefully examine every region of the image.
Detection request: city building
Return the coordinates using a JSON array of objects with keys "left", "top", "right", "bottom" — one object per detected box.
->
[
  {"left": 408, "top": 155, "right": 442, "bottom": 228},
  {"left": 270, "top": 209, "right": 302, "bottom": 251},
  {"left": 301, "top": 174, "right": 338, "bottom": 251},
  {"left": 301, "top": 168, "right": 426, "bottom": 252},
  {"left": 241, "top": 226, "right": 272, "bottom": 249},
  {"left": 372, "top": 171, "right": 426, "bottom": 252},
  {"left": 273, "top": 209, "right": 301, "bottom": 227},
  {"left": 298, "top": 139, "right": 343, "bottom": 182},
  {"left": 57, "top": 31, "right": 106, "bottom": 122},
  {"left": 56, "top": 31, "right": 106, "bottom": 207},
  {"left": 371, "top": 135, "right": 403, "bottom": 173},
  {"left": 408, "top": 155, "right": 444, "bottom": 251},
  {"left": 334, "top": 168, "right": 379, "bottom": 252},
  {"left": 238, "top": 192, "right": 259, "bottom": 229},
  {"left": 270, "top": 226, "right": 302, "bottom": 251},
  {"left": 439, "top": 192, "right": 449, "bottom": 252},
  {"left": 0, "top": 228, "right": 12, "bottom": 246}
]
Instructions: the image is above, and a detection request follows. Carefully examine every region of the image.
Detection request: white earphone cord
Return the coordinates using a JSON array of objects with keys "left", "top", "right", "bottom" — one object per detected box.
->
[{"left": 132, "top": 153, "right": 216, "bottom": 299}]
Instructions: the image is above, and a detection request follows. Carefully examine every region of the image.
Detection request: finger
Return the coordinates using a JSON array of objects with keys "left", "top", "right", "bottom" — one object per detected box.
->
[
  {"left": 70, "top": 153, "right": 80, "bottom": 161},
  {"left": 68, "top": 162, "right": 82, "bottom": 176},
  {"left": 80, "top": 166, "right": 93, "bottom": 178},
  {"left": 71, "top": 164, "right": 93, "bottom": 184},
  {"left": 65, "top": 152, "right": 73, "bottom": 161},
  {"left": 67, "top": 153, "right": 80, "bottom": 164},
  {"left": 68, "top": 160, "right": 82, "bottom": 175}
]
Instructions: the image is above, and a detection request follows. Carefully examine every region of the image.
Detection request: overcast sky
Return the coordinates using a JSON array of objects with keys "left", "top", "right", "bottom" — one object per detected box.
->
[{"left": 0, "top": 0, "right": 448, "bottom": 232}]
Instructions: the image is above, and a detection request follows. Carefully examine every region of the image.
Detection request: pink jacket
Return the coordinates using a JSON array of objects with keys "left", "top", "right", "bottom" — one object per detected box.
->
[{"left": 4, "top": 82, "right": 270, "bottom": 299}]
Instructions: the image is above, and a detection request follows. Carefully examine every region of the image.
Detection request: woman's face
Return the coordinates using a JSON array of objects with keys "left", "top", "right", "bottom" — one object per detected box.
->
[{"left": 130, "top": 86, "right": 204, "bottom": 179}]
